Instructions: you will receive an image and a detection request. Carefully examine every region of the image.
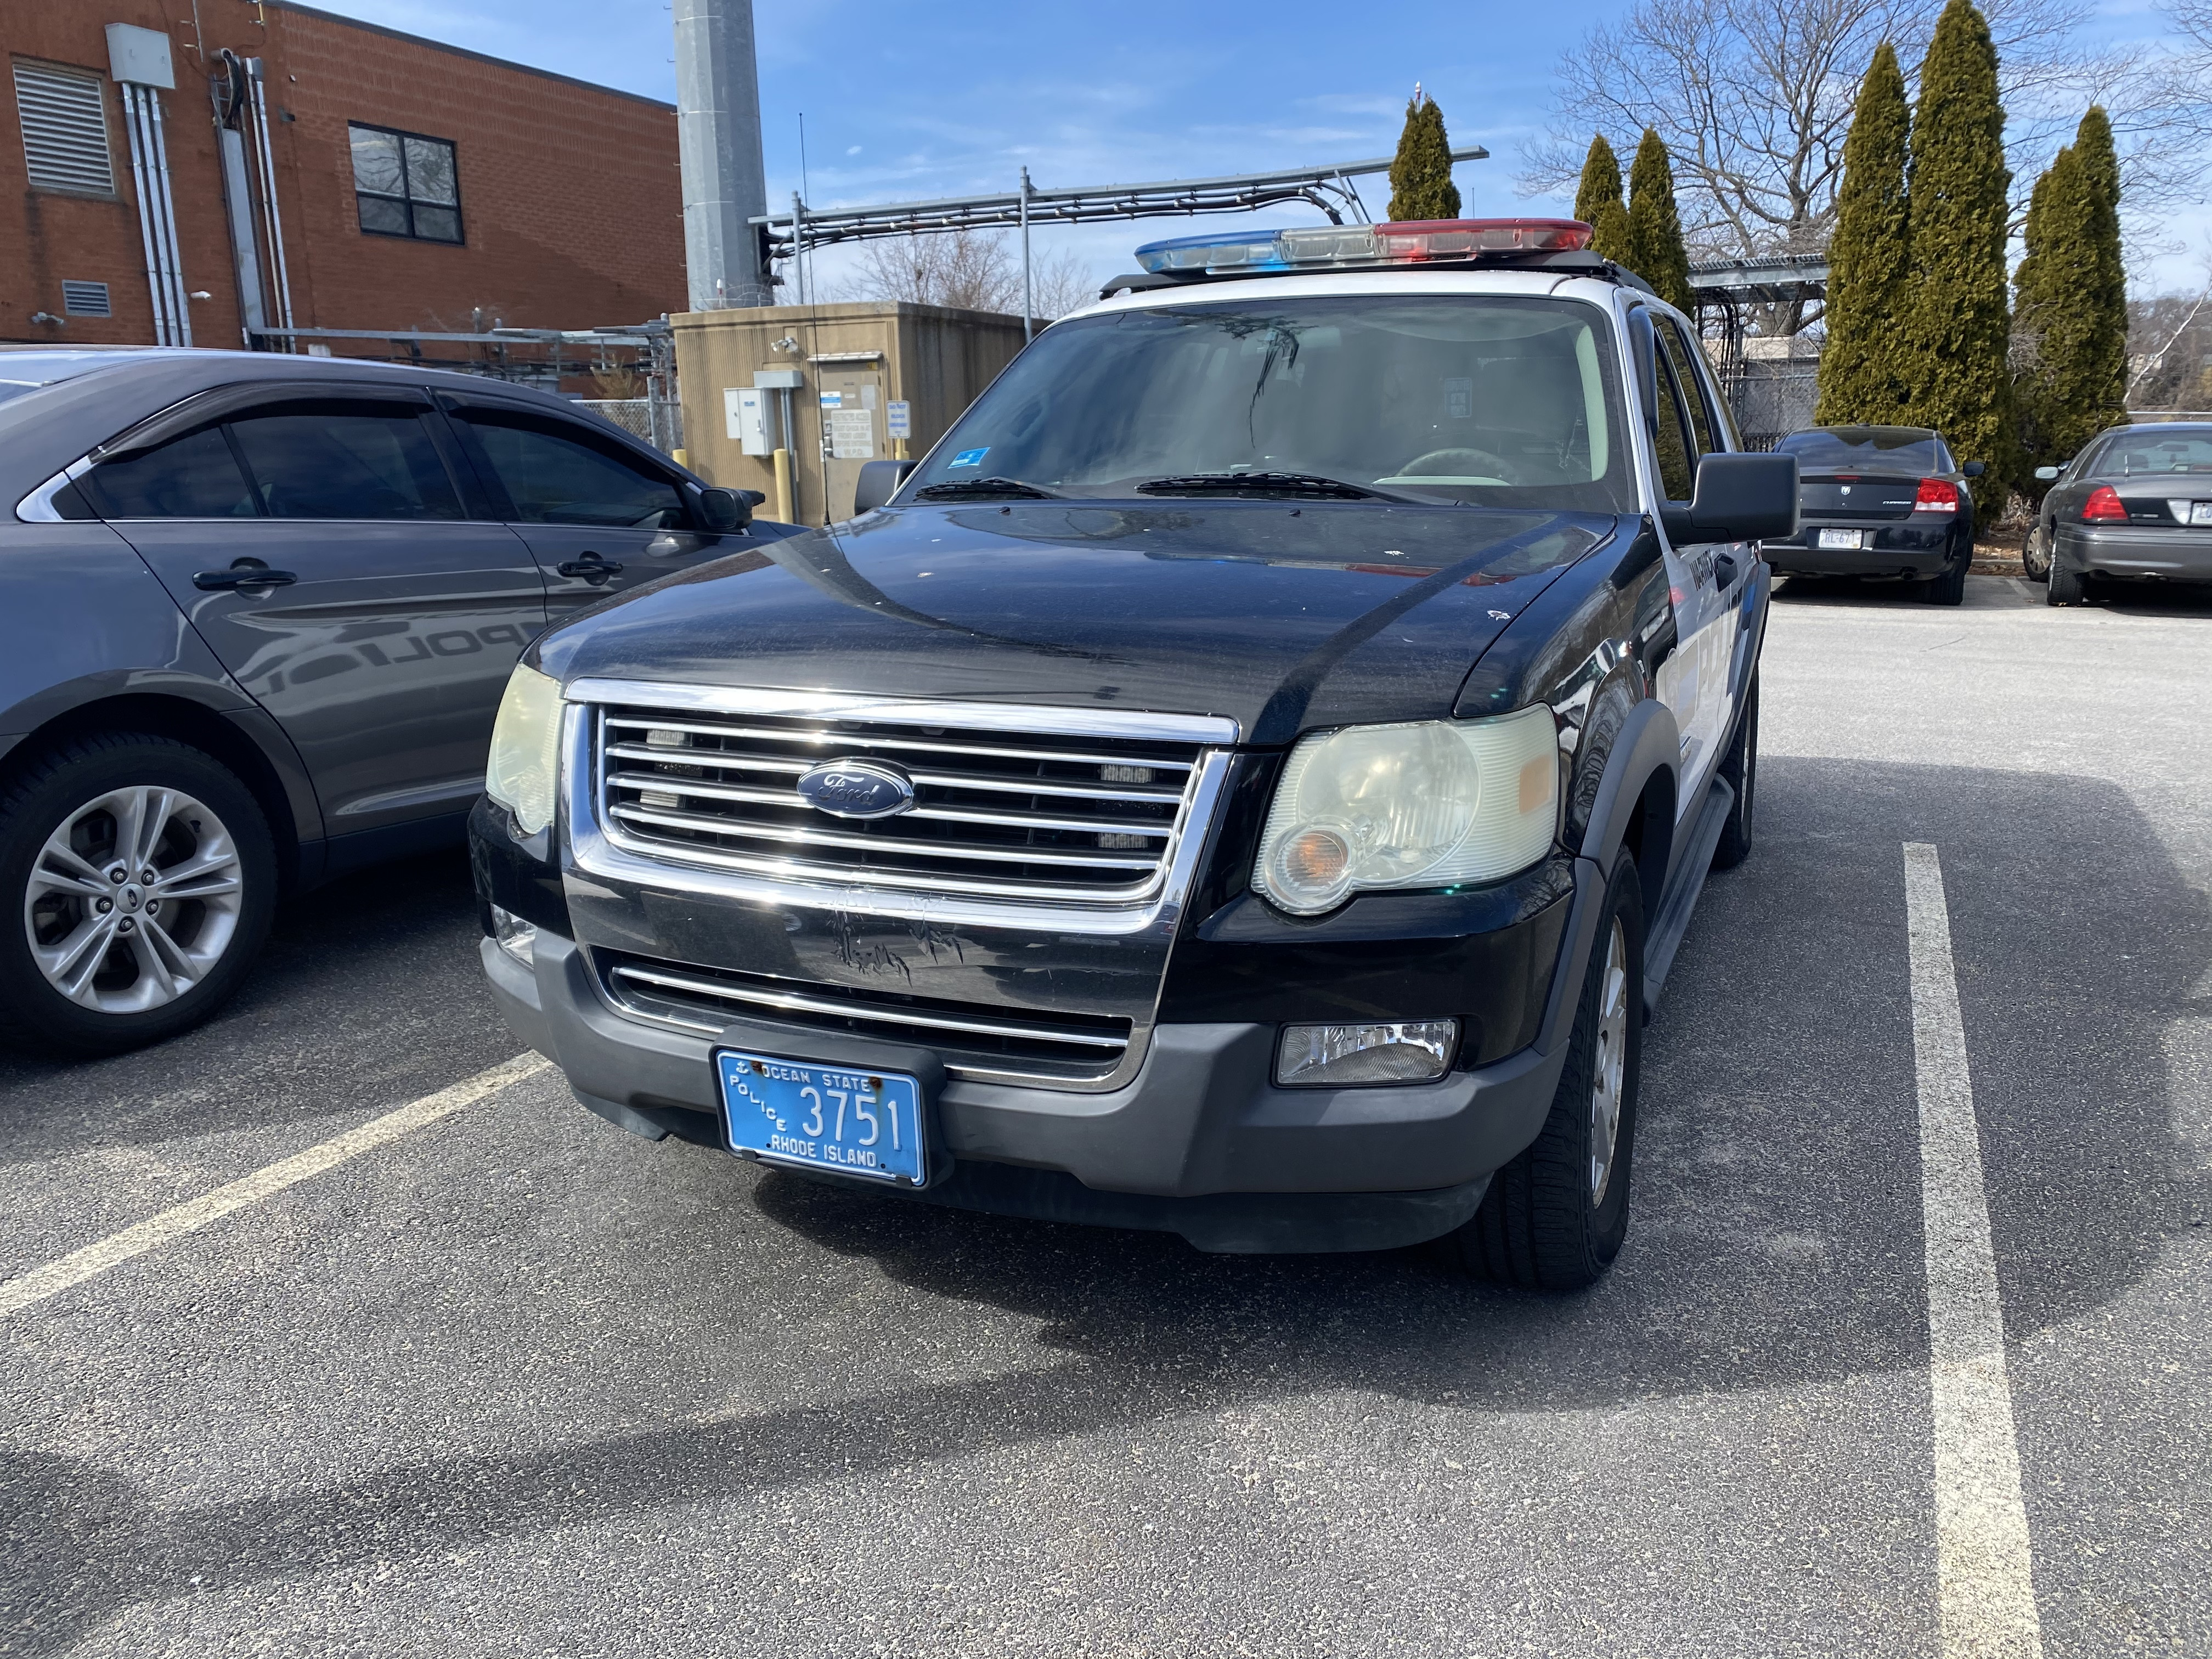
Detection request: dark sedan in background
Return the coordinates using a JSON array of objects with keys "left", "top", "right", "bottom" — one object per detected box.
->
[
  {"left": 1758, "top": 425, "right": 1985, "bottom": 606},
  {"left": 2023, "top": 421, "right": 2212, "bottom": 605},
  {"left": 0, "top": 347, "right": 791, "bottom": 1055}
]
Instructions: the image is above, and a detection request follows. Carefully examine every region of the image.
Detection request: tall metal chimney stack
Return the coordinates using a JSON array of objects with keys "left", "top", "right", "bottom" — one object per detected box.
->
[{"left": 674, "top": 0, "right": 769, "bottom": 309}]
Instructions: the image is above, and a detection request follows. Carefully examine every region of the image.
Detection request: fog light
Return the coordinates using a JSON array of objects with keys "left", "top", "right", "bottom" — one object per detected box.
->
[
  {"left": 1275, "top": 1020, "right": 1458, "bottom": 1087},
  {"left": 490, "top": 905, "right": 538, "bottom": 968}
]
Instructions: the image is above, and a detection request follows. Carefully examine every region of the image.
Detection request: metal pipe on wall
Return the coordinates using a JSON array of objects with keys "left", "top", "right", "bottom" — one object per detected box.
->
[
  {"left": 145, "top": 91, "right": 190, "bottom": 345},
  {"left": 119, "top": 87, "right": 176, "bottom": 346},
  {"left": 246, "top": 60, "right": 294, "bottom": 334}
]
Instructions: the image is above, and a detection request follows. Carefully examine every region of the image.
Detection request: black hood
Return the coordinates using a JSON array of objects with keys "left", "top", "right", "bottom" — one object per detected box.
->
[{"left": 535, "top": 501, "right": 1615, "bottom": 743}]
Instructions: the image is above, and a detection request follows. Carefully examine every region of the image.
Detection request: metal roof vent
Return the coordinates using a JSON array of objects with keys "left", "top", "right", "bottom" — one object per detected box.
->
[{"left": 14, "top": 63, "right": 114, "bottom": 194}]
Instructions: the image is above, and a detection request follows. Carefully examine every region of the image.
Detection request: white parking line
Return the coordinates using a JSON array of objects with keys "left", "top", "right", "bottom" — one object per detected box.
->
[
  {"left": 0, "top": 1051, "right": 550, "bottom": 1322},
  {"left": 1902, "top": 843, "right": 2044, "bottom": 1659}
]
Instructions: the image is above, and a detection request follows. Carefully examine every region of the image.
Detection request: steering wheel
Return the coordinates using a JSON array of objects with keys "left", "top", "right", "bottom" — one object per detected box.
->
[{"left": 1396, "top": 447, "right": 1525, "bottom": 485}]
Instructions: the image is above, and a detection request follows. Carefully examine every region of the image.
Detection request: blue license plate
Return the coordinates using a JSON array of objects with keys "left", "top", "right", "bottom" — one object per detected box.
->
[{"left": 714, "top": 1048, "right": 927, "bottom": 1185}]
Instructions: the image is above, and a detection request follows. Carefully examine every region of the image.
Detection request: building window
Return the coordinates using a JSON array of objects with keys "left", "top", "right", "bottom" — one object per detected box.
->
[
  {"left": 61, "top": 280, "right": 111, "bottom": 317},
  {"left": 14, "top": 62, "right": 115, "bottom": 195},
  {"left": 349, "top": 122, "right": 462, "bottom": 244}
]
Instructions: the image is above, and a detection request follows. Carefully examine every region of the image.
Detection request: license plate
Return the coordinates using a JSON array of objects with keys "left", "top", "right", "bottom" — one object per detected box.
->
[
  {"left": 715, "top": 1049, "right": 926, "bottom": 1185},
  {"left": 2191, "top": 502, "right": 2212, "bottom": 526},
  {"left": 1818, "top": 528, "right": 1864, "bottom": 550}
]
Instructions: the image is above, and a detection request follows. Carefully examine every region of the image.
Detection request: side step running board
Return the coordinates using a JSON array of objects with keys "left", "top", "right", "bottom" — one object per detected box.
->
[{"left": 1643, "top": 774, "right": 1734, "bottom": 1019}]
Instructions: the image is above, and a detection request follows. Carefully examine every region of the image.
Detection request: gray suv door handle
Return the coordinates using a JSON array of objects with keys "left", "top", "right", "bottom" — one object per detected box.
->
[
  {"left": 556, "top": 553, "right": 623, "bottom": 584},
  {"left": 193, "top": 562, "right": 297, "bottom": 591}
]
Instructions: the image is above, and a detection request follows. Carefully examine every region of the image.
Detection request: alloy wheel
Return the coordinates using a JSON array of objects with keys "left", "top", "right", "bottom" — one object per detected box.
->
[
  {"left": 22, "top": 785, "right": 246, "bottom": 1014},
  {"left": 1588, "top": 916, "right": 1630, "bottom": 1206}
]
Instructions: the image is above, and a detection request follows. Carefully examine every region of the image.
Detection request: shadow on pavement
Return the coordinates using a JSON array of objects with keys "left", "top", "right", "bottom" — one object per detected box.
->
[
  {"left": 2, "top": 758, "right": 2204, "bottom": 1647},
  {"left": 0, "top": 849, "right": 503, "bottom": 1164}
]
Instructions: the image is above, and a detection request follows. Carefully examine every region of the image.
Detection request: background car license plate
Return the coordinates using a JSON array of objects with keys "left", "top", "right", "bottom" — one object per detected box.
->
[
  {"left": 1818, "top": 528, "right": 1864, "bottom": 550},
  {"left": 715, "top": 1049, "right": 926, "bottom": 1184},
  {"left": 2190, "top": 501, "right": 2212, "bottom": 526}
]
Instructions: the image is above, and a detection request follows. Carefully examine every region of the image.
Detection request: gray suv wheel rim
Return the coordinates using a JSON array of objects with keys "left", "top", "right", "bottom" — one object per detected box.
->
[
  {"left": 22, "top": 785, "right": 244, "bottom": 1014},
  {"left": 1589, "top": 917, "right": 1629, "bottom": 1206}
]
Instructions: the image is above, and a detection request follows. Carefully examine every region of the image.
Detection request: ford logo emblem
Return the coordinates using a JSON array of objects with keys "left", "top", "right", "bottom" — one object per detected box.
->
[{"left": 795, "top": 759, "right": 916, "bottom": 820}]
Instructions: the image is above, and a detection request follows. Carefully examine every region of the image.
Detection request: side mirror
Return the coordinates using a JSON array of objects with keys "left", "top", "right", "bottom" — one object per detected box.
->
[
  {"left": 1961, "top": 460, "right": 1987, "bottom": 478},
  {"left": 1662, "top": 452, "right": 1799, "bottom": 544},
  {"left": 854, "top": 458, "right": 918, "bottom": 515},
  {"left": 696, "top": 487, "right": 750, "bottom": 532},
  {"left": 2033, "top": 465, "right": 2062, "bottom": 482},
  {"left": 737, "top": 488, "right": 768, "bottom": 509}
]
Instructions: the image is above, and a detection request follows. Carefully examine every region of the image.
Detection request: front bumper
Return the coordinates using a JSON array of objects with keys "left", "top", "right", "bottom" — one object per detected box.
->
[
  {"left": 482, "top": 903, "right": 1581, "bottom": 1252},
  {"left": 2058, "top": 523, "right": 2212, "bottom": 580},
  {"left": 1762, "top": 518, "right": 1955, "bottom": 578}
]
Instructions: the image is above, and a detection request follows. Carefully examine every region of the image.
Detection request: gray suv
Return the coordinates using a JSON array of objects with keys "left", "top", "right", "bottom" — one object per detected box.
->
[{"left": 0, "top": 348, "right": 777, "bottom": 1055}]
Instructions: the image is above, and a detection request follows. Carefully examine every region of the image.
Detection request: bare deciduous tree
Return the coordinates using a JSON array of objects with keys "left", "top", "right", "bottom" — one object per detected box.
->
[
  {"left": 1520, "top": 0, "right": 2157, "bottom": 266},
  {"left": 842, "top": 230, "right": 1097, "bottom": 320}
]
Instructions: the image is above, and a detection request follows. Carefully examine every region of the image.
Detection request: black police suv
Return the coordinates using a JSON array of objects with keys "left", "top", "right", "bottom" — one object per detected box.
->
[{"left": 470, "top": 218, "right": 1796, "bottom": 1291}]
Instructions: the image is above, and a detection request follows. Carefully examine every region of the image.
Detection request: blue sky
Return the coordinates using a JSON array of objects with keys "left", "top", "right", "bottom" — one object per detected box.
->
[{"left": 314, "top": 0, "right": 2203, "bottom": 293}]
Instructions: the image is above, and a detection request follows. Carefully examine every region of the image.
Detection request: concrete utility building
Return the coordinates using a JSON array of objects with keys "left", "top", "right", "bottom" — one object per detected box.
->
[{"left": 5, "top": 0, "right": 685, "bottom": 352}]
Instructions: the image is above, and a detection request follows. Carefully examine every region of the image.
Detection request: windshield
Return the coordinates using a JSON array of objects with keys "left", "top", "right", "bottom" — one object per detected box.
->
[
  {"left": 905, "top": 294, "right": 1633, "bottom": 512},
  {"left": 2091, "top": 429, "right": 2212, "bottom": 476},
  {"left": 1777, "top": 427, "right": 1948, "bottom": 475}
]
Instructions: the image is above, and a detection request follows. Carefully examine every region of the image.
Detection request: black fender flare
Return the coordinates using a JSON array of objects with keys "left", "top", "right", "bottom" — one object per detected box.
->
[
  {"left": 1531, "top": 696, "right": 1680, "bottom": 1054},
  {"left": 1576, "top": 695, "right": 1680, "bottom": 878}
]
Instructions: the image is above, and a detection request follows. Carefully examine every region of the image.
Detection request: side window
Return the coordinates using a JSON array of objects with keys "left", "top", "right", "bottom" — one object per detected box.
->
[
  {"left": 84, "top": 426, "right": 259, "bottom": 520},
  {"left": 1650, "top": 349, "right": 1697, "bottom": 503},
  {"left": 1655, "top": 318, "right": 1720, "bottom": 459},
  {"left": 457, "top": 412, "right": 687, "bottom": 528},
  {"left": 227, "top": 400, "right": 464, "bottom": 520}
]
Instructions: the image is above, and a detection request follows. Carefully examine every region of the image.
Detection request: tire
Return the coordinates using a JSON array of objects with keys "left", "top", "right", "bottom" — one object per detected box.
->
[
  {"left": 1441, "top": 850, "right": 1645, "bottom": 1292},
  {"left": 1923, "top": 540, "right": 1968, "bottom": 606},
  {"left": 2047, "top": 556, "right": 2087, "bottom": 606},
  {"left": 1710, "top": 674, "right": 1758, "bottom": 871},
  {"left": 2022, "top": 524, "right": 2053, "bottom": 582},
  {"left": 0, "top": 733, "right": 276, "bottom": 1056}
]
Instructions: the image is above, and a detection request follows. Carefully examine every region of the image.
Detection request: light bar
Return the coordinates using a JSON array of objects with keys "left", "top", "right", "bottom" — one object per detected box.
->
[{"left": 1133, "top": 218, "right": 1592, "bottom": 277}]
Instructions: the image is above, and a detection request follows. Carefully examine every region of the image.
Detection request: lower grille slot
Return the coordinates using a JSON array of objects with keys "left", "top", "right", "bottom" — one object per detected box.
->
[{"left": 602, "top": 955, "right": 1134, "bottom": 1080}]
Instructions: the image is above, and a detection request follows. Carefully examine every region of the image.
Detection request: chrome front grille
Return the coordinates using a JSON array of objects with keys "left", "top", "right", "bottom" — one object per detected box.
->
[
  {"left": 602, "top": 954, "right": 1133, "bottom": 1082},
  {"left": 594, "top": 699, "right": 1211, "bottom": 904}
]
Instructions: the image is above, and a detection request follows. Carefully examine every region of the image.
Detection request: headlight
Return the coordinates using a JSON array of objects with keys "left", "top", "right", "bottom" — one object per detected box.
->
[
  {"left": 486, "top": 664, "right": 563, "bottom": 836},
  {"left": 1251, "top": 707, "right": 1558, "bottom": 915}
]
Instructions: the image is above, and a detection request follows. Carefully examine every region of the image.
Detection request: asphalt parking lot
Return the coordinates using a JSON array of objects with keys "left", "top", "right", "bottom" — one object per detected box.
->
[{"left": 2, "top": 574, "right": 2206, "bottom": 1658}]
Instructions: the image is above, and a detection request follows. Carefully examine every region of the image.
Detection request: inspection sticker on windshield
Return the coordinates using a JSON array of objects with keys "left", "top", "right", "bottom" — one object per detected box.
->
[
  {"left": 715, "top": 1048, "right": 926, "bottom": 1184},
  {"left": 948, "top": 447, "right": 989, "bottom": 469}
]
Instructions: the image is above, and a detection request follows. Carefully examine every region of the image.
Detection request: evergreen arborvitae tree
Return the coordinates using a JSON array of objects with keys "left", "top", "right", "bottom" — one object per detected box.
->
[
  {"left": 2014, "top": 111, "right": 2128, "bottom": 481},
  {"left": 2074, "top": 106, "right": 2129, "bottom": 431},
  {"left": 1905, "top": 0, "right": 2013, "bottom": 513},
  {"left": 1816, "top": 43, "right": 1912, "bottom": 425},
  {"left": 1623, "top": 129, "right": 1694, "bottom": 312},
  {"left": 1387, "top": 89, "right": 1462, "bottom": 221},
  {"left": 1588, "top": 198, "right": 1633, "bottom": 264},
  {"left": 1575, "top": 134, "right": 1623, "bottom": 227}
]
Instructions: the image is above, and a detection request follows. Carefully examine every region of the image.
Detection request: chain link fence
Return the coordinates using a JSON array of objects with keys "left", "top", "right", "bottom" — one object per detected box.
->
[
  {"left": 1716, "top": 366, "right": 1819, "bottom": 451},
  {"left": 577, "top": 394, "right": 685, "bottom": 456}
]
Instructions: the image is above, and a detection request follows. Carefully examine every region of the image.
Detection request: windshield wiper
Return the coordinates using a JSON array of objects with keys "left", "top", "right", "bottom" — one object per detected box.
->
[
  {"left": 913, "top": 476, "right": 1063, "bottom": 500},
  {"left": 1134, "top": 470, "right": 1392, "bottom": 501}
]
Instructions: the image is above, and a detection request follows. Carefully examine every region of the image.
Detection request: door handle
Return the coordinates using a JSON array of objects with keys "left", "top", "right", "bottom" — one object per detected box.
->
[
  {"left": 555, "top": 553, "right": 624, "bottom": 585},
  {"left": 193, "top": 562, "right": 297, "bottom": 591}
]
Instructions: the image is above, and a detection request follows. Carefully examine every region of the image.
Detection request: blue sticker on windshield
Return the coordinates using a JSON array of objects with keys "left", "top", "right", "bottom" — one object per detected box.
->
[{"left": 948, "top": 447, "right": 989, "bottom": 469}]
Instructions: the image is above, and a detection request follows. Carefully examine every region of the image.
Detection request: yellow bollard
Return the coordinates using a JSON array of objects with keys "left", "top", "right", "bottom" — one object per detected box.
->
[{"left": 771, "top": 448, "right": 794, "bottom": 524}]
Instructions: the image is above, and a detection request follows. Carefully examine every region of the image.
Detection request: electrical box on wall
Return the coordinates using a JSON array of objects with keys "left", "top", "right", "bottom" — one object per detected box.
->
[
  {"left": 105, "top": 23, "right": 177, "bottom": 88},
  {"left": 725, "top": 386, "right": 771, "bottom": 455}
]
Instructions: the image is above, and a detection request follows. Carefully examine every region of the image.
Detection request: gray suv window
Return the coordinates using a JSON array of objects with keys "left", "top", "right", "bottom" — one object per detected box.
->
[
  {"left": 87, "top": 426, "right": 259, "bottom": 519},
  {"left": 458, "top": 411, "right": 686, "bottom": 528},
  {"left": 229, "top": 402, "right": 463, "bottom": 520}
]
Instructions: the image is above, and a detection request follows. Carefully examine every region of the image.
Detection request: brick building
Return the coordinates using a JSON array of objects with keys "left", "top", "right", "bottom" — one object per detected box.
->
[{"left": 5, "top": 0, "right": 684, "bottom": 354}]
